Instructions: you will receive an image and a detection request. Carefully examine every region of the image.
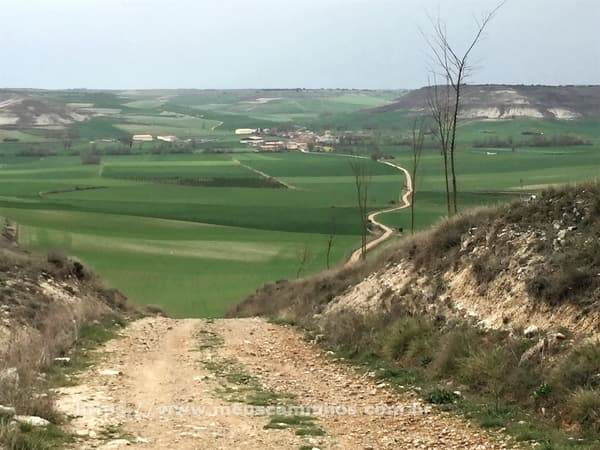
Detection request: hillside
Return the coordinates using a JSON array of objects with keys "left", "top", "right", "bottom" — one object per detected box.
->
[
  {"left": 376, "top": 85, "right": 600, "bottom": 120},
  {"left": 232, "top": 183, "right": 600, "bottom": 335},
  {"left": 230, "top": 182, "right": 600, "bottom": 446},
  {"left": 0, "top": 227, "right": 512, "bottom": 449},
  {"left": 0, "top": 91, "right": 90, "bottom": 128},
  {"left": 0, "top": 230, "right": 155, "bottom": 448}
]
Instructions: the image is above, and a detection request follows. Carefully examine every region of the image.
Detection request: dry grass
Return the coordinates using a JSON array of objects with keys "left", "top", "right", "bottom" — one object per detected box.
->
[
  {"left": 567, "top": 389, "right": 600, "bottom": 433},
  {"left": 227, "top": 263, "right": 375, "bottom": 326},
  {"left": 0, "top": 238, "right": 153, "bottom": 449},
  {"left": 229, "top": 182, "right": 600, "bottom": 441}
]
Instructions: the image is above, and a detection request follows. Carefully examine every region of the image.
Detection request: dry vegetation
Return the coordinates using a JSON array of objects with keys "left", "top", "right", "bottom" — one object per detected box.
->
[
  {"left": 0, "top": 234, "right": 159, "bottom": 449},
  {"left": 229, "top": 182, "right": 600, "bottom": 446}
]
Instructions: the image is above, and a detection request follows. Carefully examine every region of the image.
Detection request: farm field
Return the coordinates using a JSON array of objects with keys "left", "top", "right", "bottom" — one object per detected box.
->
[
  {"left": 1, "top": 88, "right": 599, "bottom": 316},
  {"left": 0, "top": 152, "right": 402, "bottom": 317}
]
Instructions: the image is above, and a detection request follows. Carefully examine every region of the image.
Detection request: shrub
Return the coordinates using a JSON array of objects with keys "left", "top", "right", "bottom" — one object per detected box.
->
[
  {"left": 528, "top": 268, "right": 595, "bottom": 305},
  {"left": 429, "top": 326, "right": 481, "bottom": 378},
  {"left": 425, "top": 388, "right": 460, "bottom": 405},
  {"left": 379, "top": 317, "right": 435, "bottom": 364},
  {"left": 98, "top": 288, "right": 129, "bottom": 311},
  {"left": 554, "top": 343, "right": 600, "bottom": 390},
  {"left": 472, "top": 254, "right": 503, "bottom": 285},
  {"left": 459, "top": 348, "right": 514, "bottom": 411},
  {"left": 323, "top": 311, "right": 385, "bottom": 356},
  {"left": 47, "top": 250, "right": 68, "bottom": 268},
  {"left": 145, "top": 304, "right": 167, "bottom": 316},
  {"left": 532, "top": 383, "right": 552, "bottom": 404},
  {"left": 568, "top": 389, "right": 600, "bottom": 433}
]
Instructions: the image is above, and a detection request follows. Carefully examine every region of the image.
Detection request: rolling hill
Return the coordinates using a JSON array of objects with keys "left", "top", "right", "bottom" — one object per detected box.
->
[{"left": 375, "top": 84, "right": 600, "bottom": 120}]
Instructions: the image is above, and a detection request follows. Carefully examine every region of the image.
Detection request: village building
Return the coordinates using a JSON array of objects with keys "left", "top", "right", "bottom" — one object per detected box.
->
[
  {"left": 235, "top": 128, "right": 257, "bottom": 135},
  {"left": 317, "top": 133, "right": 338, "bottom": 145},
  {"left": 157, "top": 135, "right": 178, "bottom": 142},
  {"left": 259, "top": 141, "right": 285, "bottom": 151},
  {"left": 240, "top": 136, "right": 264, "bottom": 146},
  {"left": 132, "top": 134, "right": 154, "bottom": 142}
]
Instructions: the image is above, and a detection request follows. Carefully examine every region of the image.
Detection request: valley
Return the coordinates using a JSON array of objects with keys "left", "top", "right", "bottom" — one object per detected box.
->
[{"left": 1, "top": 88, "right": 599, "bottom": 316}]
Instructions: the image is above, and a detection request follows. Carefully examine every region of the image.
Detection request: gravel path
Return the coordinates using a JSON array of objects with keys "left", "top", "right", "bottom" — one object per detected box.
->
[{"left": 56, "top": 317, "right": 511, "bottom": 449}]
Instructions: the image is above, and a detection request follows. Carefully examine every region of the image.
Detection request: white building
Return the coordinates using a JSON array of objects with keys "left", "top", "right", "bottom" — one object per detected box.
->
[
  {"left": 132, "top": 134, "right": 154, "bottom": 142},
  {"left": 157, "top": 135, "right": 177, "bottom": 142},
  {"left": 235, "top": 128, "right": 257, "bottom": 135}
]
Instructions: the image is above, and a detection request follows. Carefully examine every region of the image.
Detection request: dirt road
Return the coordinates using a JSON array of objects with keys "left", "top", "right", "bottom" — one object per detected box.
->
[
  {"left": 57, "top": 317, "right": 509, "bottom": 449},
  {"left": 347, "top": 161, "right": 413, "bottom": 265},
  {"left": 298, "top": 150, "right": 413, "bottom": 263}
]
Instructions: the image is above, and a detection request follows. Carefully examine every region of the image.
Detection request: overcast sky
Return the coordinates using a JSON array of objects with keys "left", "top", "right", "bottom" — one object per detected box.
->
[{"left": 0, "top": 0, "right": 598, "bottom": 89}]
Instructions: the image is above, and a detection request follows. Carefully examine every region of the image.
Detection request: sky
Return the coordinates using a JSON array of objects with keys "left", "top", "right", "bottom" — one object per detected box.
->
[{"left": 0, "top": 0, "right": 598, "bottom": 89}]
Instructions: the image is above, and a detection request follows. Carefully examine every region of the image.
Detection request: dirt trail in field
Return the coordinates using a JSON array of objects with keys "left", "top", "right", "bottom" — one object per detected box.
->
[
  {"left": 56, "top": 317, "right": 510, "bottom": 449},
  {"left": 347, "top": 161, "right": 413, "bottom": 265},
  {"left": 298, "top": 150, "right": 412, "bottom": 264},
  {"left": 233, "top": 159, "right": 299, "bottom": 190}
]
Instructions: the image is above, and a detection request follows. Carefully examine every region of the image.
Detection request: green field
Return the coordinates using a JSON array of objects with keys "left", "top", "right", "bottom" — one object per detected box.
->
[
  {"left": 0, "top": 152, "right": 404, "bottom": 317},
  {"left": 1, "top": 89, "right": 599, "bottom": 317}
]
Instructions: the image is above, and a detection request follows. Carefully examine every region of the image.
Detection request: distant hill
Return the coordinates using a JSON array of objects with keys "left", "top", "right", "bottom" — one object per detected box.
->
[
  {"left": 375, "top": 85, "right": 600, "bottom": 120},
  {"left": 0, "top": 91, "right": 90, "bottom": 128}
]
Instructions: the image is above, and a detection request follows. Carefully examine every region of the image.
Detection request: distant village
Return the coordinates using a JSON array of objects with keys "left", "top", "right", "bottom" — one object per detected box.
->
[
  {"left": 235, "top": 128, "right": 339, "bottom": 152},
  {"left": 105, "top": 128, "right": 344, "bottom": 154},
  {"left": 130, "top": 135, "right": 188, "bottom": 143},
  {"left": 123, "top": 129, "right": 340, "bottom": 153}
]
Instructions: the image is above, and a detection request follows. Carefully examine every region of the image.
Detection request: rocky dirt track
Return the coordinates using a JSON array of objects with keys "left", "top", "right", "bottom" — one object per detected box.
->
[{"left": 57, "top": 317, "right": 512, "bottom": 449}]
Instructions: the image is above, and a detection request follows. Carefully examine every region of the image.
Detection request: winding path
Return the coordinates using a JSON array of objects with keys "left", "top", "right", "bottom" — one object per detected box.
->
[
  {"left": 300, "top": 150, "right": 412, "bottom": 265},
  {"left": 346, "top": 160, "right": 413, "bottom": 265}
]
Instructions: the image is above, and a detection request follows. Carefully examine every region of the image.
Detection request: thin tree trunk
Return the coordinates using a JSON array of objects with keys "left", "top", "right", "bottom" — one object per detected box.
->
[
  {"left": 450, "top": 81, "right": 461, "bottom": 215},
  {"left": 424, "top": 2, "right": 505, "bottom": 217},
  {"left": 443, "top": 151, "right": 451, "bottom": 217},
  {"left": 410, "top": 190, "right": 416, "bottom": 234}
]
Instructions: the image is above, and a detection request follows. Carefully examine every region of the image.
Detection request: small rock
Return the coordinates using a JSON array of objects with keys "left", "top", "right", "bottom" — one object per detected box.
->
[
  {"left": 0, "top": 368, "right": 19, "bottom": 387},
  {"left": 549, "top": 332, "right": 566, "bottom": 341},
  {"left": 524, "top": 325, "right": 539, "bottom": 338},
  {"left": 14, "top": 415, "right": 50, "bottom": 427},
  {"left": 0, "top": 405, "right": 16, "bottom": 417},
  {"left": 54, "top": 357, "right": 71, "bottom": 365},
  {"left": 100, "top": 439, "right": 131, "bottom": 448},
  {"left": 99, "top": 370, "right": 123, "bottom": 376}
]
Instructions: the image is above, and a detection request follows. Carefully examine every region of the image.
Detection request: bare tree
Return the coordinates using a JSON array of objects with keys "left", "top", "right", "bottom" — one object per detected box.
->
[
  {"left": 326, "top": 208, "right": 337, "bottom": 269},
  {"left": 349, "top": 159, "right": 371, "bottom": 261},
  {"left": 296, "top": 244, "right": 312, "bottom": 278},
  {"left": 410, "top": 116, "right": 426, "bottom": 234},
  {"left": 424, "top": 1, "right": 506, "bottom": 215},
  {"left": 427, "top": 79, "right": 453, "bottom": 216}
]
